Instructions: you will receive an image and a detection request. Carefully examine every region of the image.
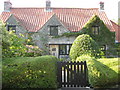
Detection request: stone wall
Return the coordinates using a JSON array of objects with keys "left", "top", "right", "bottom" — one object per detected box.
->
[{"left": 32, "top": 14, "right": 75, "bottom": 49}]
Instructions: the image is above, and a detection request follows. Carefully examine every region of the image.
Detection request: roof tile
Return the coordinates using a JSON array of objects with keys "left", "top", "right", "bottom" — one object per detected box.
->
[{"left": 0, "top": 8, "right": 114, "bottom": 32}]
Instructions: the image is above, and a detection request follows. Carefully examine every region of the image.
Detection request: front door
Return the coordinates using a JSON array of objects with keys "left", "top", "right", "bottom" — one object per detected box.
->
[{"left": 49, "top": 45, "right": 59, "bottom": 58}]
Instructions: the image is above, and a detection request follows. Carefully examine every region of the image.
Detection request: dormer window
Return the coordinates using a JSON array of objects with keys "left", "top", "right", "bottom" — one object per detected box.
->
[
  {"left": 7, "top": 25, "right": 16, "bottom": 33},
  {"left": 92, "top": 26, "right": 99, "bottom": 35},
  {"left": 50, "top": 26, "right": 58, "bottom": 36}
]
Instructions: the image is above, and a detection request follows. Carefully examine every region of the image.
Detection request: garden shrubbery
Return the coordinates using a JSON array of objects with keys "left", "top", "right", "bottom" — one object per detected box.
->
[
  {"left": 1, "top": 22, "right": 43, "bottom": 58},
  {"left": 25, "top": 45, "right": 43, "bottom": 57},
  {"left": 75, "top": 56, "right": 119, "bottom": 88},
  {"left": 2, "top": 56, "right": 59, "bottom": 88},
  {"left": 2, "top": 24, "right": 27, "bottom": 58},
  {"left": 70, "top": 34, "right": 101, "bottom": 60},
  {"left": 88, "top": 58, "right": 119, "bottom": 88}
]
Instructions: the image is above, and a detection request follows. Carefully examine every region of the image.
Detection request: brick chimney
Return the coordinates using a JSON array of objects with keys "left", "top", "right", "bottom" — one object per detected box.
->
[
  {"left": 46, "top": 0, "right": 51, "bottom": 11},
  {"left": 99, "top": 1, "right": 104, "bottom": 10},
  {"left": 4, "top": 0, "right": 12, "bottom": 11}
]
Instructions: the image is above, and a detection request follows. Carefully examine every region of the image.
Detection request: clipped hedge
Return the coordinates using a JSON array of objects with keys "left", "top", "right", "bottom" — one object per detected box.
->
[
  {"left": 2, "top": 56, "right": 58, "bottom": 88},
  {"left": 88, "top": 59, "right": 119, "bottom": 88},
  {"left": 74, "top": 56, "right": 119, "bottom": 88},
  {"left": 70, "top": 34, "right": 100, "bottom": 60}
]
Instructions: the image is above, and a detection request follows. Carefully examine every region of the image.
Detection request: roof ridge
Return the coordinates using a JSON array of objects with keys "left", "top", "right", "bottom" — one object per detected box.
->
[
  {"left": 11, "top": 7, "right": 99, "bottom": 10},
  {"left": 110, "top": 20, "right": 120, "bottom": 27}
]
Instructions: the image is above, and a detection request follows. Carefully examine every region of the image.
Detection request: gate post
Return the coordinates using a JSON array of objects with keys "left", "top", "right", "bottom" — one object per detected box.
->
[{"left": 57, "top": 61, "right": 62, "bottom": 88}]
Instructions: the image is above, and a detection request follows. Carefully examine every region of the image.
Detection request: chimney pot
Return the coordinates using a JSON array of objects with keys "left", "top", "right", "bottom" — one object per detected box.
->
[
  {"left": 99, "top": 1, "right": 104, "bottom": 10},
  {"left": 46, "top": 0, "right": 51, "bottom": 12}
]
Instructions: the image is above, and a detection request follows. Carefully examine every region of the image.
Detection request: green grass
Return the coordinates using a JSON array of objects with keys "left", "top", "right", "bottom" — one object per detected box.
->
[{"left": 2, "top": 55, "right": 59, "bottom": 88}]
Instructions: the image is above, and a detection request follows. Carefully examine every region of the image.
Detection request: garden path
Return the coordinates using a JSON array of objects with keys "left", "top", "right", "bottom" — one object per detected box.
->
[{"left": 58, "top": 87, "right": 93, "bottom": 90}]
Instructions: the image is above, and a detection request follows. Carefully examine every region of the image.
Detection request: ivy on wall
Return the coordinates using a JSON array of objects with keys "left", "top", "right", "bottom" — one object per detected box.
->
[{"left": 80, "top": 15, "right": 115, "bottom": 46}]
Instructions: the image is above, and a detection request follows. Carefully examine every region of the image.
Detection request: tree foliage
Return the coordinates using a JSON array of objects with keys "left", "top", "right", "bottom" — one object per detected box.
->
[
  {"left": 69, "top": 34, "right": 101, "bottom": 60},
  {"left": 1, "top": 21, "right": 43, "bottom": 58},
  {"left": 1, "top": 21, "right": 27, "bottom": 58}
]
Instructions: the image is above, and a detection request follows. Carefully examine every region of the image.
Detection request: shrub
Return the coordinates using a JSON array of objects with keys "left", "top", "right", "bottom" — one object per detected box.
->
[
  {"left": 115, "top": 43, "right": 120, "bottom": 57},
  {"left": 2, "top": 56, "right": 58, "bottom": 88},
  {"left": 70, "top": 34, "right": 101, "bottom": 60},
  {"left": 1, "top": 22, "right": 43, "bottom": 58},
  {"left": 75, "top": 54, "right": 95, "bottom": 62},
  {"left": 25, "top": 45, "right": 43, "bottom": 57},
  {"left": 75, "top": 57, "right": 119, "bottom": 88},
  {"left": 88, "top": 58, "right": 119, "bottom": 88},
  {"left": 1, "top": 22, "right": 27, "bottom": 58}
]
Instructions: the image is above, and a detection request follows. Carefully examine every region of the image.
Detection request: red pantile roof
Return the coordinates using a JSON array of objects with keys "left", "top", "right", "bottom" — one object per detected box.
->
[
  {"left": 0, "top": 8, "right": 115, "bottom": 32},
  {"left": 110, "top": 20, "right": 120, "bottom": 42}
]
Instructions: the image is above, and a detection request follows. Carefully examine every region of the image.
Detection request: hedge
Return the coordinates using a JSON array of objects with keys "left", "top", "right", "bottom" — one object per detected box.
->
[
  {"left": 70, "top": 34, "right": 100, "bottom": 60},
  {"left": 75, "top": 55, "right": 119, "bottom": 88},
  {"left": 2, "top": 56, "right": 58, "bottom": 88}
]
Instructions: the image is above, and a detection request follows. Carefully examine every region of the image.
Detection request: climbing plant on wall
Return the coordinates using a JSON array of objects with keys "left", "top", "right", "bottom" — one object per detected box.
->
[
  {"left": 80, "top": 15, "right": 115, "bottom": 46},
  {"left": 80, "top": 15, "right": 116, "bottom": 56}
]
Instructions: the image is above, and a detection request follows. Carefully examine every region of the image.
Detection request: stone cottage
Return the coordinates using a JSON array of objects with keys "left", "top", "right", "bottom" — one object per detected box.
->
[{"left": 0, "top": 0, "right": 119, "bottom": 58}]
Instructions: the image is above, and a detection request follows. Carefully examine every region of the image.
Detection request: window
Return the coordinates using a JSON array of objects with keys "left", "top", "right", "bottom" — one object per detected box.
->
[
  {"left": 7, "top": 25, "right": 16, "bottom": 33},
  {"left": 50, "top": 26, "right": 58, "bottom": 36},
  {"left": 59, "top": 45, "right": 72, "bottom": 55},
  {"left": 92, "top": 26, "right": 99, "bottom": 35}
]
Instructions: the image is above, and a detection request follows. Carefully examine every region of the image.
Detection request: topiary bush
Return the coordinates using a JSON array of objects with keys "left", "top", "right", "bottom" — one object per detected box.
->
[
  {"left": 2, "top": 56, "right": 59, "bottom": 88},
  {"left": 75, "top": 54, "right": 96, "bottom": 62},
  {"left": 69, "top": 34, "right": 101, "bottom": 60}
]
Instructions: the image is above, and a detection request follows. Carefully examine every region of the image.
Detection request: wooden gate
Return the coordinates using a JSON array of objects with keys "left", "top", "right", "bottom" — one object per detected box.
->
[{"left": 57, "top": 61, "right": 89, "bottom": 87}]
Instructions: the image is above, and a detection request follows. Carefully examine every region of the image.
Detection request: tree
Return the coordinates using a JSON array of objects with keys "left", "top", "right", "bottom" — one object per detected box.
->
[
  {"left": 69, "top": 34, "right": 101, "bottom": 60},
  {"left": 1, "top": 21, "right": 27, "bottom": 58},
  {"left": 1, "top": 21, "right": 43, "bottom": 58}
]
